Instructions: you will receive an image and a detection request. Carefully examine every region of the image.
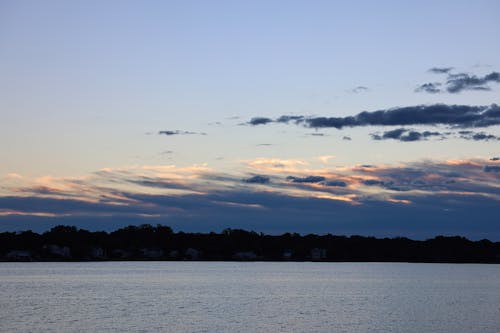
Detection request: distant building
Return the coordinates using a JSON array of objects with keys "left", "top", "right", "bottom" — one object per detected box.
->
[
  {"left": 90, "top": 247, "right": 105, "bottom": 259},
  {"left": 282, "top": 249, "right": 293, "bottom": 260},
  {"left": 140, "top": 248, "right": 164, "bottom": 258},
  {"left": 168, "top": 250, "right": 180, "bottom": 259},
  {"left": 45, "top": 244, "right": 71, "bottom": 258},
  {"left": 232, "top": 251, "right": 258, "bottom": 260},
  {"left": 111, "top": 249, "right": 133, "bottom": 259},
  {"left": 310, "top": 248, "right": 327, "bottom": 260},
  {"left": 5, "top": 250, "right": 31, "bottom": 261},
  {"left": 185, "top": 248, "right": 201, "bottom": 260}
]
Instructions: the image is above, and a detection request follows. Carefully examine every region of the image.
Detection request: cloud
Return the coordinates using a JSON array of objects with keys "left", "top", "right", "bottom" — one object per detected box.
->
[
  {"left": 491, "top": 157, "right": 500, "bottom": 161},
  {"left": 243, "top": 175, "right": 271, "bottom": 184},
  {"left": 247, "top": 117, "right": 273, "bottom": 125},
  {"left": 160, "top": 150, "right": 173, "bottom": 155},
  {"left": 247, "top": 115, "right": 305, "bottom": 126},
  {"left": 306, "top": 104, "right": 500, "bottom": 129},
  {"left": 246, "top": 158, "right": 308, "bottom": 173},
  {"left": 5, "top": 173, "right": 23, "bottom": 179},
  {"left": 417, "top": 68, "right": 500, "bottom": 94},
  {"left": 317, "top": 155, "right": 335, "bottom": 164},
  {"left": 158, "top": 130, "right": 206, "bottom": 136},
  {"left": 459, "top": 131, "right": 500, "bottom": 141},
  {"left": 471, "top": 133, "right": 498, "bottom": 141},
  {"left": 428, "top": 67, "right": 454, "bottom": 74},
  {"left": 371, "top": 128, "right": 443, "bottom": 142},
  {"left": 446, "top": 72, "right": 500, "bottom": 93},
  {"left": 473, "top": 132, "right": 499, "bottom": 141},
  {"left": 248, "top": 104, "right": 500, "bottom": 129},
  {"left": 276, "top": 115, "right": 305, "bottom": 124},
  {"left": 2, "top": 158, "right": 500, "bottom": 238},
  {"left": 363, "top": 179, "right": 385, "bottom": 186},
  {"left": 350, "top": 86, "right": 369, "bottom": 93},
  {"left": 484, "top": 165, "right": 500, "bottom": 173},
  {"left": 127, "top": 177, "right": 195, "bottom": 191},
  {"left": 287, "top": 175, "right": 326, "bottom": 183},
  {"left": 415, "top": 82, "right": 441, "bottom": 93},
  {"left": 323, "top": 180, "right": 347, "bottom": 187}
]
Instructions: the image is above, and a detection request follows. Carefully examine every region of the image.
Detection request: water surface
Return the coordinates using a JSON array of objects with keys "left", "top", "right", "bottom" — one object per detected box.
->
[{"left": 1, "top": 262, "right": 499, "bottom": 332}]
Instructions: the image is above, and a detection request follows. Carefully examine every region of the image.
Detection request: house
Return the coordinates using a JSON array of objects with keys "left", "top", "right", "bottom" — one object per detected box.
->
[
  {"left": 90, "top": 247, "right": 105, "bottom": 259},
  {"left": 5, "top": 250, "right": 32, "bottom": 261},
  {"left": 140, "top": 248, "right": 164, "bottom": 258},
  {"left": 185, "top": 248, "right": 201, "bottom": 260},
  {"left": 45, "top": 244, "right": 71, "bottom": 258},
  {"left": 310, "top": 248, "right": 327, "bottom": 260},
  {"left": 232, "top": 251, "right": 258, "bottom": 260},
  {"left": 282, "top": 249, "right": 293, "bottom": 260}
]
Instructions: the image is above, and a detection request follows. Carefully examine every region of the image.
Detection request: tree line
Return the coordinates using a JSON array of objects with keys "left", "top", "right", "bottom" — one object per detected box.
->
[{"left": 1, "top": 224, "right": 499, "bottom": 263}]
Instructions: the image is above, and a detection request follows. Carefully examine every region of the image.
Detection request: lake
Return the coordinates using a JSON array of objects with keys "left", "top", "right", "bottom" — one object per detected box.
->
[{"left": 0, "top": 262, "right": 499, "bottom": 332}]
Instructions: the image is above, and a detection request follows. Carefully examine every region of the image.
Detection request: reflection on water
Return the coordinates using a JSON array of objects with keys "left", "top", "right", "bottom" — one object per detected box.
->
[{"left": 1, "top": 262, "right": 499, "bottom": 332}]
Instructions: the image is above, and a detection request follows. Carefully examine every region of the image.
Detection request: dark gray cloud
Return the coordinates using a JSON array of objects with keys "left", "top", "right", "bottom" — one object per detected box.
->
[
  {"left": 459, "top": 131, "right": 500, "bottom": 141},
  {"left": 371, "top": 128, "right": 443, "bottom": 142},
  {"left": 351, "top": 86, "right": 369, "bottom": 93},
  {"left": 372, "top": 128, "right": 406, "bottom": 140},
  {"left": 470, "top": 132, "right": 499, "bottom": 141},
  {"left": 248, "top": 104, "right": 500, "bottom": 129},
  {"left": 363, "top": 179, "right": 385, "bottom": 186},
  {"left": 158, "top": 130, "right": 205, "bottom": 136},
  {"left": 428, "top": 67, "right": 454, "bottom": 74},
  {"left": 484, "top": 165, "right": 500, "bottom": 173},
  {"left": 127, "top": 177, "right": 194, "bottom": 190},
  {"left": 415, "top": 82, "right": 441, "bottom": 93},
  {"left": 342, "top": 136, "right": 352, "bottom": 141},
  {"left": 307, "top": 104, "right": 500, "bottom": 129},
  {"left": 323, "top": 180, "right": 347, "bottom": 187},
  {"left": 247, "top": 115, "right": 304, "bottom": 126},
  {"left": 418, "top": 69, "right": 500, "bottom": 94},
  {"left": 491, "top": 157, "right": 500, "bottom": 161},
  {"left": 276, "top": 115, "right": 305, "bottom": 124},
  {"left": 248, "top": 117, "right": 273, "bottom": 125},
  {"left": 244, "top": 175, "right": 271, "bottom": 184},
  {"left": 446, "top": 72, "right": 500, "bottom": 93},
  {"left": 287, "top": 176, "right": 326, "bottom": 183}
]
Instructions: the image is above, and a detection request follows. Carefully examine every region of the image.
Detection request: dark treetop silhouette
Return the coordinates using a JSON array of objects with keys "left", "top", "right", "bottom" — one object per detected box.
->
[{"left": 1, "top": 224, "right": 499, "bottom": 263}]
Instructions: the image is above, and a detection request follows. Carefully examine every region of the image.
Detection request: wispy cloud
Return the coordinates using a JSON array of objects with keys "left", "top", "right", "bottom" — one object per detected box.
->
[
  {"left": 158, "top": 130, "right": 206, "bottom": 136},
  {"left": 459, "top": 131, "right": 500, "bottom": 141},
  {"left": 247, "top": 117, "right": 273, "bottom": 126},
  {"left": 287, "top": 175, "right": 326, "bottom": 183},
  {"left": 247, "top": 104, "right": 500, "bottom": 129},
  {"left": 417, "top": 68, "right": 500, "bottom": 93},
  {"left": 484, "top": 165, "right": 500, "bottom": 173},
  {"left": 428, "top": 67, "right": 454, "bottom": 74},
  {"left": 371, "top": 128, "right": 443, "bottom": 142},
  {"left": 446, "top": 72, "right": 500, "bottom": 93},
  {"left": 1, "top": 158, "right": 499, "bottom": 237},
  {"left": 350, "top": 86, "right": 369, "bottom": 93},
  {"left": 243, "top": 175, "right": 271, "bottom": 184},
  {"left": 415, "top": 82, "right": 441, "bottom": 94}
]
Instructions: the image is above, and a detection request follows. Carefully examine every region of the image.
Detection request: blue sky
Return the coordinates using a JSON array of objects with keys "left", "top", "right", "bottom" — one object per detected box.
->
[{"left": 1, "top": 0, "right": 499, "bottom": 239}]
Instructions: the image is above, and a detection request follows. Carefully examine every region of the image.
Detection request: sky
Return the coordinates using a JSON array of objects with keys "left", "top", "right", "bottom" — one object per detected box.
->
[{"left": 1, "top": 0, "right": 499, "bottom": 239}]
